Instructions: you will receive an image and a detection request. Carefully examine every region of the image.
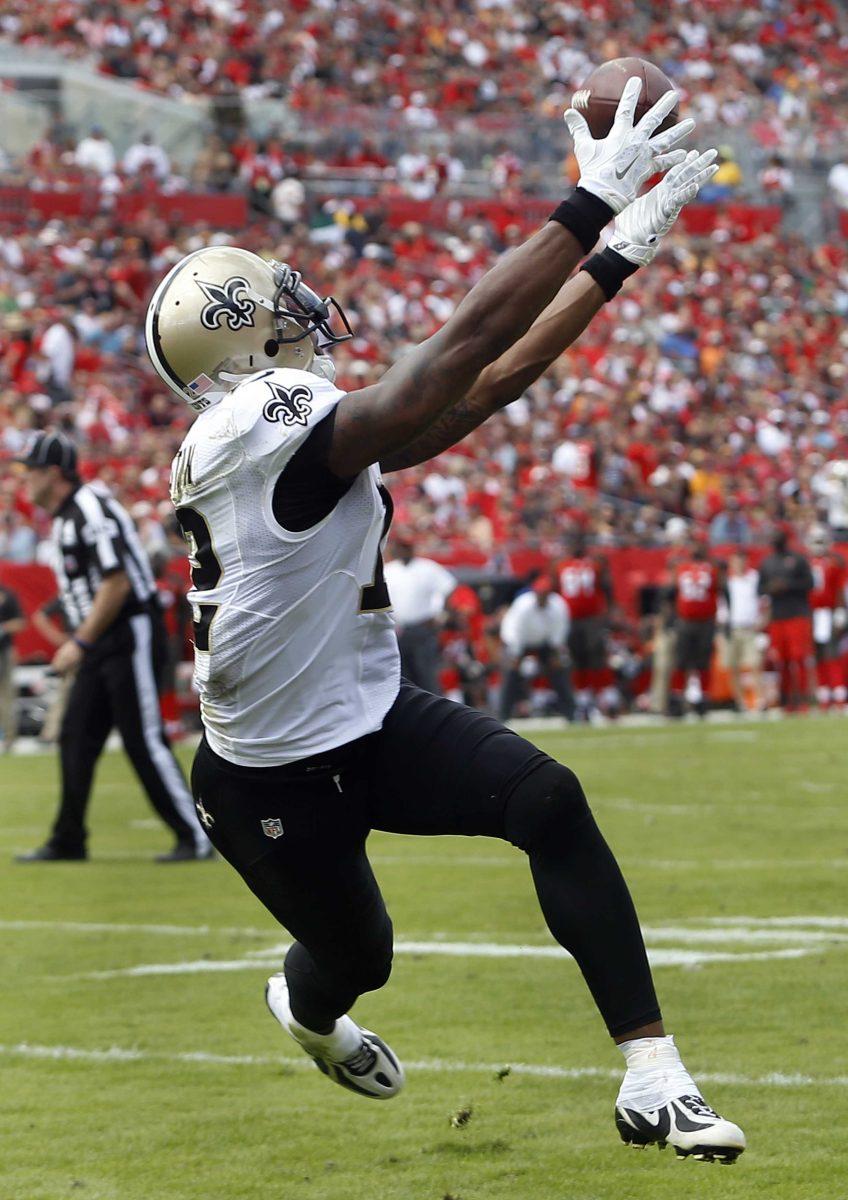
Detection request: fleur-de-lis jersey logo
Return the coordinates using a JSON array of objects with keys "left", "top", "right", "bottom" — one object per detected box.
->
[
  {"left": 262, "top": 382, "right": 314, "bottom": 427},
  {"left": 197, "top": 276, "right": 256, "bottom": 331}
]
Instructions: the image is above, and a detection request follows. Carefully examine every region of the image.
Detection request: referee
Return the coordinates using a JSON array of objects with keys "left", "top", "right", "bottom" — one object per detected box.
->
[{"left": 13, "top": 432, "right": 211, "bottom": 863}]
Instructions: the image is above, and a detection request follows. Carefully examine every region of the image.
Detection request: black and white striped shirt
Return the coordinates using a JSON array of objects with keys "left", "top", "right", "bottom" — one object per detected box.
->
[{"left": 51, "top": 483, "right": 156, "bottom": 630}]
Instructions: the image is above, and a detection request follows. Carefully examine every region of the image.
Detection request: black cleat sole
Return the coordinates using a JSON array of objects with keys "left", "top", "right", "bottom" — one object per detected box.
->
[
  {"left": 674, "top": 1145, "right": 744, "bottom": 1165},
  {"left": 616, "top": 1115, "right": 743, "bottom": 1164}
]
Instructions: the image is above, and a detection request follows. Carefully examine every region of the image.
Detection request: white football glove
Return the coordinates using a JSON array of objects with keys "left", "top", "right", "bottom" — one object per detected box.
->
[
  {"left": 564, "top": 77, "right": 696, "bottom": 215},
  {"left": 607, "top": 148, "right": 719, "bottom": 265}
]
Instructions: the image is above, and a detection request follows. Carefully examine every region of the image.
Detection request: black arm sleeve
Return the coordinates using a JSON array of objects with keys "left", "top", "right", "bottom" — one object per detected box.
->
[{"left": 272, "top": 410, "right": 356, "bottom": 532}]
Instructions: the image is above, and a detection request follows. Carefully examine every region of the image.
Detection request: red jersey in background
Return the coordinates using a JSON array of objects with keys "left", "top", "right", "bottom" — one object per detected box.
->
[
  {"left": 810, "top": 554, "right": 846, "bottom": 610},
  {"left": 676, "top": 561, "right": 719, "bottom": 621},
  {"left": 557, "top": 556, "right": 608, "bottom": 619}
]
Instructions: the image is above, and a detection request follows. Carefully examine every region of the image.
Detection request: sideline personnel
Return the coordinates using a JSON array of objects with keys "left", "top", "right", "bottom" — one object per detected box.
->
[{"left": 12, "top": 432, "right": 211, "bottom": 862}]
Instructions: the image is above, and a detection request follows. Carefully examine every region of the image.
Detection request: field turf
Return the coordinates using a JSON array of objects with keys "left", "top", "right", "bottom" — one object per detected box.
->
[{"left": 1, "top": 717, "right": 846, "bottom": 1200}]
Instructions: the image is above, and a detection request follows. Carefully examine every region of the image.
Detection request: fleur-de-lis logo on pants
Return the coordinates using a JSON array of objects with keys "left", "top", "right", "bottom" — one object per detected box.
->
[
  {"left": 262, "top": 382, "right": 314, "bottom": 427},
  {"left": 197, "top": 276, "right": 256, "bottom": 331}
]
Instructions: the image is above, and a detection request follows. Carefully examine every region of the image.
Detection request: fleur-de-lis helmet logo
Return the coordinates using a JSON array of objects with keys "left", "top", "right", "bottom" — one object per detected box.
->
[{"left": 197, "top": 276, "right": 256, "bottom": 331}]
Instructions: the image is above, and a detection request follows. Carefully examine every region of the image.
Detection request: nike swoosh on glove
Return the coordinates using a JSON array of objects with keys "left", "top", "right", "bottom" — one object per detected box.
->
[
  {"left": 608, "top": 148, "right": 719, "bottom": 266},
  {"left": 563, "top": 77, "right": 696, "bottom": 215}
]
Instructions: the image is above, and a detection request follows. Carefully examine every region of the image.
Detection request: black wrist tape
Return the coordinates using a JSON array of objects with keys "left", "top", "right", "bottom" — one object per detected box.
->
[
  {"left": 548, "top": 188, "right": 614, "bottom": 254},
  {"left": 581, "top": 246, "right": 639, "bottom": 301}
]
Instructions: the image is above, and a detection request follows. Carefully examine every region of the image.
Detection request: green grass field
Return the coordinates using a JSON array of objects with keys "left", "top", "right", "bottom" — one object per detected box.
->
[{"left": 1, "top": 718, "right": 846, "bottom": 1200}]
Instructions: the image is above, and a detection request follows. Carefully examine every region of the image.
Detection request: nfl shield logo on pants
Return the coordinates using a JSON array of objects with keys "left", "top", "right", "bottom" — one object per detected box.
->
[{"left": 261, "top": 817, "right": 284, "bottom": 840}]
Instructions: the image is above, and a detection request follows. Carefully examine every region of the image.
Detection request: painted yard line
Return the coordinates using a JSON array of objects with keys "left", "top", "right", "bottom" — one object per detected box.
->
[
  {"left": 713, "top": 916, "right": 848, "bottom": 929},
  {"left": 0, "top": 919, "right": 275, "bottom": 938},
  {"left": 5, "top": 917, "right": 846, "bottom": 943},
  {"left": 82, "top": 943, "right": 816, "bottom": 979},
  {"left": 641, "top": 926, "right": 848, "bottom": 945},
  {"left": 2, "top": 1043, "right": 847, "bottom": 1090},
  {"left": 3, "top": 853, "right": 845, "bottom": 872}
]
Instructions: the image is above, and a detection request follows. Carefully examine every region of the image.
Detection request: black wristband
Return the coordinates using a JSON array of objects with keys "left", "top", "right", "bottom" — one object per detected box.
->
[
  {"left": 581, "top": 246, "right": 640, "bottom": 301},
  {"left": 548, "top": 188, "right": 614, "bottom": 254},
  {"left": 73, "top": 635, "right": 93, "bottom": 651}
]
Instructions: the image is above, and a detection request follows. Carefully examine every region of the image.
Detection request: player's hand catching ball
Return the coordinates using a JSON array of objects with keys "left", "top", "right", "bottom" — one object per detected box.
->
[
  {"left": 564, "top": 77, "right": 695, "bottom": 214},
  {"left": 609, "top": 148, "right": 719, "bottom": 266}
]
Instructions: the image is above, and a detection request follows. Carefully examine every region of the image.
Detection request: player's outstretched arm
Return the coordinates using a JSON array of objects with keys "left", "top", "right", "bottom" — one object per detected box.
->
[
  {"left": 380, "top": 272, "right": 605, "bottom": 472},
  {"left": 328, "top": 79, "right": 693, "bottom": 479},
  {"left": 381, "top": 148, "right": 716, "bottom": 472}
]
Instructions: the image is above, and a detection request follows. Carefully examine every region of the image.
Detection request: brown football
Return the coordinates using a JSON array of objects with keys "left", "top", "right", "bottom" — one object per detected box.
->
[{"left": 571, "top": 57, "right": 679, "bottom": 140}]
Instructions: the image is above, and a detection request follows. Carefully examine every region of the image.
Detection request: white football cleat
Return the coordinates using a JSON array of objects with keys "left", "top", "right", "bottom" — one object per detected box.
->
[
  {"left": 265, "top": 972, "right": 404, "bottom": 1100},
  {"left": 615, "top": 1037, "right": 745, "bottom": 1164}
]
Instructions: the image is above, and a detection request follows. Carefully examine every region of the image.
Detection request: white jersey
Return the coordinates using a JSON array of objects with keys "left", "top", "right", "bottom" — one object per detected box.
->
[{"left": 170, "top": 367, "right": 400, "bottom": 766}]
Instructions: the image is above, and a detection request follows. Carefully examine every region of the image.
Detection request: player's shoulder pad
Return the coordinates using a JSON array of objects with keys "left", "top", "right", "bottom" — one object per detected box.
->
[{"left": 226, "top": 367, "right": 347, "bottom": 456}]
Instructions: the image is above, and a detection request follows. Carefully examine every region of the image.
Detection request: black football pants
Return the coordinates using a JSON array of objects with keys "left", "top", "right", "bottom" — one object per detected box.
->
[
  {"left": 191, "top": 681, "right": 661, "bottom": 1038},
  {"left": 51, "top": 610, "right": 201, "bottom": 853}
]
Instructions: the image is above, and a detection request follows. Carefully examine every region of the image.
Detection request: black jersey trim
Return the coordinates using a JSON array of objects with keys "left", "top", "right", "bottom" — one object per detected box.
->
[{"left": 271, "top": 410, "right": 355, "bottom": 532}]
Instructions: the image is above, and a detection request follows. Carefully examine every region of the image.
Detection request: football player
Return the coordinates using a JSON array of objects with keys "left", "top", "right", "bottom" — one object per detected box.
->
[
  {"left": 808, "top": 525, "right": 847, "bottom": 709},
  {"left": 671, "top": 540, "right": 724, "bottom": 717},
  {"left": 146, "top": 82, "right": 744, "bottom": 1163},
  {"left": 556, "top": 533, "right": 613, "bottom": 720}
]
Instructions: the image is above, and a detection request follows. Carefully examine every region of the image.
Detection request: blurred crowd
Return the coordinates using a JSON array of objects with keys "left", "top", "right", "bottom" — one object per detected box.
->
[
  {"left": 2, "top": 0, "right": 847, "bottom": 165},
  {"left": 1, "top": 196, "right": 847, "bottom": 570}
]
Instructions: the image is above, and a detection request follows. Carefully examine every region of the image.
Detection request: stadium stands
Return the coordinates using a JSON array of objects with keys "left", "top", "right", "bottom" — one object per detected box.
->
[
  {"left": 1, "top": 8, "right": 847, "bottom": 716},
  {"left": 2, "top": 0, "right": 846, "bottom": 166}
]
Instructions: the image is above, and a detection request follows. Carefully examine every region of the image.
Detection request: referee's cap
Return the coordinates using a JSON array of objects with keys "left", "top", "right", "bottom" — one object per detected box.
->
[{"left": 15, "top": 431, "right": 78, "bottom": 476}]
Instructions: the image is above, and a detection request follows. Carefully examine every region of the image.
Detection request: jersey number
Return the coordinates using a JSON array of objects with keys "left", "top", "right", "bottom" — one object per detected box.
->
[
  {"left": 360, "top": 485, "right": 393, "bottom": 613},
  {"left": 679, "top": 569, "right": 712, "bottom": 602},
  {"left": 175, "top": 506, "right": 222, "bottom": 652}
]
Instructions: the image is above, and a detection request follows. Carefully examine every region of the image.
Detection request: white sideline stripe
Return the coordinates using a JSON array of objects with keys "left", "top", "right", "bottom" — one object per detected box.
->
[
  {"left": 82, "top": 943, "right": 816, "bottom": 979},
  {"left": 2, "top": 1043, "right": 847, "bottom": 1090}
]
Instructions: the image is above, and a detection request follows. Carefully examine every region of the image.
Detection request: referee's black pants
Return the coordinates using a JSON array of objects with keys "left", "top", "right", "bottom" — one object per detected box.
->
[
  {"left": 192, "top": 681, "right": 661, "bottom": 1039},
  {"left": 51, "top": 609, "right": 201, "bottom": 853}
]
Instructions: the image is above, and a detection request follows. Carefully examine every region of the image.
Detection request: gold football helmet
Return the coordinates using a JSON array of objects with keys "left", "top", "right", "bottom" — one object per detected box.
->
[{"left": 145, "top": 247, "right": 352, "bottom": 411}]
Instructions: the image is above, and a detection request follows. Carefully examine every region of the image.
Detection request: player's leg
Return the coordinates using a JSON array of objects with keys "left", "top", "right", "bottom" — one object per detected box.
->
[
  {"left": 670, "top": 621, "right": 692, "bottom": 714},
  {"left": 790, "top": 617, "right": 813, "bottom": 711},
  {"left": 16, "top": 660, "right": 112, "bottom": 860},
  {"left": 695, "top": 621, "right": 715, "bottom": 716},
  {"left": 537, "top": 645, "right": 575, "bottom": 719},
  {"left": 498, "top": 652, "right": 528, "bottom": 720},
  {"left": 726, "top": 630, "right": 744, "bottom": 710},
  {"left": 365, "top": 682, "right": 745, "bottom": 1161},
  {"left": 106, "top": 613, "right": 210, "bottom": 858},
  {"left": 586, "top": 616, "right": 612, "bottom": 714},
  {"left": 0, "top": 646, "right": 16, "bottom": 752},
  {"left": 190, "top": 737, "right": 403, "bottom": 1098},
  {"left": 568, "top": 620, "right": 592, "bottom": 718}
]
